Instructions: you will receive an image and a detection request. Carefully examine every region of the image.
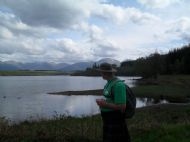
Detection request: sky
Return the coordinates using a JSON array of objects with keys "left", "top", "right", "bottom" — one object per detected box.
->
[{"left": 0, "top": 0, "right": 190, "bottom": 63}]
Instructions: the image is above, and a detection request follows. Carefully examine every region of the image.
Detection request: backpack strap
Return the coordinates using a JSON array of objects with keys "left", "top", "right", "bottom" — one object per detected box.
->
[
  {"left": 109, "top": 79, "right": 125, "bottom": 101},
  {"left": 103, "top": 78, "right": 118, "bottom": 98}
]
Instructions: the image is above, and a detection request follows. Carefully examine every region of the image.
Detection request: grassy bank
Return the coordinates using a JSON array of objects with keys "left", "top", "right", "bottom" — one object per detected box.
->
[
  {"left": 0, "top": 104, "right": 190, "bottom": 142},
  {"left": 132, "top": 75, "right": 190, "bottom": 102},
  {"left": 0, "top": 70, "right": 67, "bottom": 76}
]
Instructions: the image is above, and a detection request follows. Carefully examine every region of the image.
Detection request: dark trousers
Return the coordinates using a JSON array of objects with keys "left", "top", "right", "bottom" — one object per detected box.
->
[{"left": 101, "top": 111, "right": 131, "bottom": 142}]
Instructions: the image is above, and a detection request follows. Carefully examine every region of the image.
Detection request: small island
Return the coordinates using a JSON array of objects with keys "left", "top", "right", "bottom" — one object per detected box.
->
[{"left": 49, "top": 89, "right": 103, "bottom": 96}]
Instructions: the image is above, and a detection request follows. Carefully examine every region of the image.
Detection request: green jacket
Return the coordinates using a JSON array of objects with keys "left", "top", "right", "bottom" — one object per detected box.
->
[{"left": 100, "top": 77, "right": 126, "bottom": 112}]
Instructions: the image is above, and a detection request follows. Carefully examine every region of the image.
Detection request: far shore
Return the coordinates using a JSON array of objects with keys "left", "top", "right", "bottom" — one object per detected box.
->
[{"left": 48, "top": 75, "right": 190, "bottom": 103}]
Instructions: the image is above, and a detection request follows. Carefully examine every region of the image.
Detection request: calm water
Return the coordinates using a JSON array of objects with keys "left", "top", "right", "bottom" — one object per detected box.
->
[{"left": 0, "top": 75, "right": 153, "bottom": 123}]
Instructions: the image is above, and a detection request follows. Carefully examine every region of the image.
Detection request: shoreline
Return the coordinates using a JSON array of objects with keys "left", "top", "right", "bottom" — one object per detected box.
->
[
  {"left": 48, "top": 87, "right": 190, "bottom": 103},
  {"left": 48, "top": 89, "right": 103, "bottom": 96},
  {"left": 2, "top": 103, "right": 190, "bottom": 125}
]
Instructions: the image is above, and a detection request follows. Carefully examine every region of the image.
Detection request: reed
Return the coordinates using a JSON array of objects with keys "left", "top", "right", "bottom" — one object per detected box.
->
[{"left": 0, "top": 104, "right": 190, "bottom": 142}]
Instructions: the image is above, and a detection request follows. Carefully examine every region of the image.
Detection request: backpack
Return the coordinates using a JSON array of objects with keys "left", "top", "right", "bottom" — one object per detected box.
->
[{"left": 110, "top": 79, "right": 136, "bottom": 119}]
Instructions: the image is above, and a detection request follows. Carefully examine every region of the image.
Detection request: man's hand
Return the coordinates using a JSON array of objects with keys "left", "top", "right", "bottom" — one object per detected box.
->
[
  {"left": 96, "top": 99, "right": 106, "bottom": 107},
  {"left": 96, "top": 99, "right": 126, "bottom": 112}
]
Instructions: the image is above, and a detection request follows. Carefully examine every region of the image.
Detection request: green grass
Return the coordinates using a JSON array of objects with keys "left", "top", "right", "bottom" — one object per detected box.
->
[
  {"left": 132, "top": 75, "right": 190, "bottom": 102},
  {"left": 0, "top": 115, "right": 103, "bottom": 142},
  {"left": 0, "top": 70, "right": 67, "bottom": 76},
  {"left": 134, "top": 124, "right": 190, "bottom": 142},
  {"left": 0, "top": 104, "right": 190, "bottom": 142},
  {"left": 129, "top": 104, "right": 190, "bottom": 142}
]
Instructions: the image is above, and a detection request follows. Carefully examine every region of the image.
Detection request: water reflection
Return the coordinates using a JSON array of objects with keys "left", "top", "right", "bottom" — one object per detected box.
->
[
  {"left": 136, "top": 98, "right": 168, "bottom": 107},
  {"left": 0, "top": 76, "right": 159, "bottom": 123},
  {"left": 31, "top": 95, "right": 168, "bottom": 120},
  {"left": 1, "top": 94, "right": 168, "bottom": 124},
  {"left": 34, "top": 95, "right": 169, "bottom": 119},
  {"left": 46, "top": 95, "right": 168, "bottom": 118}
]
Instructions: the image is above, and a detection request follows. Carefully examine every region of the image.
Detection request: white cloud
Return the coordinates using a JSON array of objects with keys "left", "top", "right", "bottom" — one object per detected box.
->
[
  {"left": 137, "top": 0, "right": 181, "bottom": 8},
  {"left": 0, "top": 37, "right": 44, "bottom": 55},
  {"left": 0, "top": 0, "right": 121, "bottom": 62},
  {"left": 0, "top": 26, "right": 13, "bottom": 39},
  {"left": 0, "top": 36, "right": 93, "bottom": 63},
  {"left": 0, "top": 0, "right": 189, "bottom": 63},
  {"left": 72, "top": 22, "right": 103, "bottom": 40},
  {"left": 0, "top": 11, "right": 59, "bottom": 38},
  {"left": 72, "top": 22, "right": 118, "bottom": 58},
  {"left": 0, "top": 0, "right": 97, "bottom": 29},
  {"left": 165, "top": 17, "right": 190, "bottom": 42},
  {"left": 152, "top": 17, "right": 190, "bottom": 44},
  {"left": 93, "top": 4, "right": 160, "bottom": 25}
]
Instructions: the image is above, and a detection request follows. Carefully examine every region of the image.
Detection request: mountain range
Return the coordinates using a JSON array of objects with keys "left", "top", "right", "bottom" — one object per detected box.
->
[{"left": 0, "top": 58, "right": 120, "bottom": 72}]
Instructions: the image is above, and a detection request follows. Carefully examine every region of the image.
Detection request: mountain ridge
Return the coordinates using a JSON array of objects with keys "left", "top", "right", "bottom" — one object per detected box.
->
[{"left": 0, "top": 58, "right": 121, "bottom": 71}]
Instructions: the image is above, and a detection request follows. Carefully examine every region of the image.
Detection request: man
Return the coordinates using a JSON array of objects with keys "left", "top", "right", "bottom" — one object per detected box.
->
[{"left": 96, "top": 63, "right": 131, "bottom": 142}]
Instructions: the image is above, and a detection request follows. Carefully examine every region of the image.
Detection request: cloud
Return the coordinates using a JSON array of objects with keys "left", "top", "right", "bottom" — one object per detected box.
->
[
  {"left": 0, "top": 0, "right": 161, "bottom": 32},
  {"left": 0, "top": 36, "right": 93, "bottom": 63},
  {"left": 0, "top": 11, "right": 58, "bottom": 38},
  {"left": 0, "top": 0, "right": 96, "bottom": 29},
  {"left": 0, "top": 37, "right": 44, "bottom": 55},
  {"left": 0, "top": 11, "right": 117, "bottom": 63},
  {"left": 137, "top": 0, "right": 181, "bottom": 8},
  {"left": 93, "top": 4, "right": 160, "bottom": 25},
  {"left": 0, "top": 0, "right": 189, "bottom": 63},
  {"left": 73, "top": 22, "right": 118, "bottom": 58},
  {"left": 90, "top": 40, "right": 117, "bottom": 58},
  {"left": 0, "top": 26, "right": 13, "bottom": 39},
  {"left": 164, "top": 17, "right": 190, "bottom": 42},
  {"left": 0, "top": 0, "right": 120, "bottom": 62},
  {"left": 86, "top": 25, "right": 118, "bottom": 58}
]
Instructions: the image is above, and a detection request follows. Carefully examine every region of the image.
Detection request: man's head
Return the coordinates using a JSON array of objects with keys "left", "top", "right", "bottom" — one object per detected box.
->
[{"left": 97, "top": 63, "right": 117, "bottom": 80}]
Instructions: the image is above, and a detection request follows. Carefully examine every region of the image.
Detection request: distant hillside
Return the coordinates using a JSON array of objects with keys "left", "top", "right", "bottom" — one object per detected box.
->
[
  {"left": 0, "top": 62, "right": 70, "bottom": 71},
  {"left": 95, "top": 58, "right": 120, "bottom": 67},
  {"left": 0, "top": 61, "right": 69, "bottom": 71},
  {"left": 0, "top": 61, "right": 20, "bottom": 70},
  {"left": 71, "top": 58, "right": 121, "bottom": 76},
  {"left": 0, "top": 58, "right": 120, "bottom": 72},
  {"left": 60, "top": 62, "right": 94, "bottom": 71}
]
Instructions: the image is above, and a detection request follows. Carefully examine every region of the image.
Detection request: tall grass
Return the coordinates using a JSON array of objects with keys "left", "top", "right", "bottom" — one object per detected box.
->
[
  {"left": 0, "top": 104, "right": 190, "bottom": 142},
  {"left": 0, "top": 115, "right": 103, "bottom": 142}
]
